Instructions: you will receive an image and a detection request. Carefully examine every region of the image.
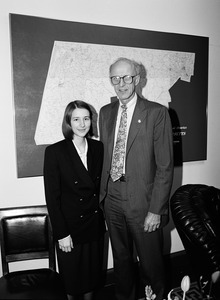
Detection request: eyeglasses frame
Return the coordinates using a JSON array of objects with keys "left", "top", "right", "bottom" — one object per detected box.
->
[{"left": 110, "top": 75, "right": 138, "bottom": 85}]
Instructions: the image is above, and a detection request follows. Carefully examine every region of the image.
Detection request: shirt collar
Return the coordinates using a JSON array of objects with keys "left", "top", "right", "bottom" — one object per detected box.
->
[
  {"left": 72, "top": 138, "right": 88, "bottom": 156},
  {"left": 118, "top": 93, "right": 137, "bottom": 109}
]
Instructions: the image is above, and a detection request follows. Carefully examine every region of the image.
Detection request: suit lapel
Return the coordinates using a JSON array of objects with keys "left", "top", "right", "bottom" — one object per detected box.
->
[
  {"left": 126, "top": 97, "right": 148, "bottom": 155},
  {"left": 107, "top": 101, "right": 119, "bottom": 159},
  {"left": 87, "top": 142, "right": 93, "bottom": 175},
  {"left": 87, "top": 139, "right": 98, "bottom": 178}
]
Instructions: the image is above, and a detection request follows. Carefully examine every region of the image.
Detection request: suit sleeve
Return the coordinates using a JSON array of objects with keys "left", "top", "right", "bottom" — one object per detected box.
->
[
  {"left": 43, "top": 146, "right": 69, "bottom": 240},
  {"left": 149, "top": 106, "right": 174, "bottom": 215},
  {"left": 99, "top": 107, "right": 104, "bottom": 142}
]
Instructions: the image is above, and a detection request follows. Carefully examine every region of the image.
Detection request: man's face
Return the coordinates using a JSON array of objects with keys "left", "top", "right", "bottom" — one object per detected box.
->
[{"left": 110, "top": 60, "right": 140, "bottom": 105}]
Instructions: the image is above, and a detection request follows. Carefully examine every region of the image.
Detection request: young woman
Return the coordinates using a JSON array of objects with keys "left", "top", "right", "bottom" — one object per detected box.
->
[{"left": 44, "top": 100, "right": 106, "bottom": 300}]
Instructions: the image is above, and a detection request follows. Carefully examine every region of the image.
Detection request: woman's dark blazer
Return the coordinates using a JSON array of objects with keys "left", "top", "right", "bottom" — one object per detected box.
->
[{"left": 43, "top": 138, "right": 105, "bottom": 244}]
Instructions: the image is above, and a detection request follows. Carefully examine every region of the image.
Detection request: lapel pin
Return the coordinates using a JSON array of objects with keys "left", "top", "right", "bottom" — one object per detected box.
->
[{"left": 138, "top": 119, "right": 141, "bottom": 123}]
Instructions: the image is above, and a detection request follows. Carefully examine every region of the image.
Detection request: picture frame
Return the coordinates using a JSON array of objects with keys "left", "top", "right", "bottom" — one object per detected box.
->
[{"left": 10, "top": 13, "right": 208, "bottom": 178}]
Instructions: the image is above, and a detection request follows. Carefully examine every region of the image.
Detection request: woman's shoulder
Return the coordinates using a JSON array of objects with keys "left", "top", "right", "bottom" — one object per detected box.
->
[
  {"left": 45, "top": 139, "right": 67, "bottom": 153},
  {"left": 87, "top": 138, "right": 103, "bottom": 149}
]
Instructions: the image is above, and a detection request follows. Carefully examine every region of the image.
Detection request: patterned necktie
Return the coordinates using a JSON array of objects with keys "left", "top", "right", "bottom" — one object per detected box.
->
[{"left": 110, "top": 104, "right": 127, "bottom": 182}]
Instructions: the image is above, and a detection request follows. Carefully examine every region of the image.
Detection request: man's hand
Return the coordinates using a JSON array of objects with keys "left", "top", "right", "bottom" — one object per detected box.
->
[
  {"left": 144, "top": 212, "right": 161, "bottom": 232},
  {"left": 58, "top": 235, "right": 74, "bottom": 252}
]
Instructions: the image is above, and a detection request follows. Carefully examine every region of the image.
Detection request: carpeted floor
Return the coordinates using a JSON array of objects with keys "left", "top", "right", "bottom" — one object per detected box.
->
[
  {"left": 93, "top": 249, "right": 220, "bottom": 299},
  {"left": 95, "top": 281, "right": 204, "bottom": 300},
  {"left": 94, "top": 250, "right": 210, "bottom": 299}
]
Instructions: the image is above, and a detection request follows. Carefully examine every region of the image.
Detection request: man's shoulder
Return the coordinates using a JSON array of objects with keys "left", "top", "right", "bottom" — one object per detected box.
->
[
  {"left": 100, "top": 99, "right": 118, "bottom": 111},
  {"left": 138, "top": 96, "right": 167, "bottom": 111}
]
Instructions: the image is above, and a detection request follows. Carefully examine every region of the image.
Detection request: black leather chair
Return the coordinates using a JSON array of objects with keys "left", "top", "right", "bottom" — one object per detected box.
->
[
  {"left": 0, "top": 205, "right": 67, "bottom": 299},
  {"left": 170, "top": 184, "right": 220, "bottom": 299}
]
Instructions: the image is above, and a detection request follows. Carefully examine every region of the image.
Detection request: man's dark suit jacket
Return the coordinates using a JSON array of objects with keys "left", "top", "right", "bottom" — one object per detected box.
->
[
  {"left": 99, "top": 96, "right": 174, "bottom": 228},
  {"left": 43, "top": 138, "right": 105, "bottom": 244}
]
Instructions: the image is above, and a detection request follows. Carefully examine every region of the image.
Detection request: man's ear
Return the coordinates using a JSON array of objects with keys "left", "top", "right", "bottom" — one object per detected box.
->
[{"left": 134, "top": 74, "right": 140, "bottom": 86}]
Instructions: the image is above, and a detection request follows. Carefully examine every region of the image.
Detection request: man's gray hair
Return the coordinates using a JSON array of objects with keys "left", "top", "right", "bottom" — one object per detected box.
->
[{"left": 109, "top": 57, "right": 141, "bottom": 75}]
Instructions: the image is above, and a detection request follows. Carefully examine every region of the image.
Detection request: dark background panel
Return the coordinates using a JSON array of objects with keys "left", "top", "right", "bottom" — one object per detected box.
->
[{"left": 10, "top": 14, "right": 208, "bottom": 177}]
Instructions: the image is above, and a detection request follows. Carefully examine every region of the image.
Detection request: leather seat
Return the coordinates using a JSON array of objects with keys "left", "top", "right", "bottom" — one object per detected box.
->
[
  {"left": 0, "top": 205, "right": 67, "bottom": 299},
  {"left": 170, "top": 184, "right": 220, "bottom": 299}
]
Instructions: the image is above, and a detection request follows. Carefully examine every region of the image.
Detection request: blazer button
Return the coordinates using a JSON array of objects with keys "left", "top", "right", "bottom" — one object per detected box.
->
[
  {"left": 74, "top": 181, "right": 78, "bottom": 184},
  {"left": 94, "top": 193, "right": 96, "bottom": 197},
  {"left": 79, "top": 198, "right": 83, "bottom": 201},
  {"left": 80, "top": 215, "right": 83, "bottom": 218}
]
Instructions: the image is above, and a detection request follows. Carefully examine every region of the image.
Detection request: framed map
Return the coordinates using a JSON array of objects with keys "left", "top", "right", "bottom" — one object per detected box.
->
[{"left": 10, "top": 14, "right": 208, "bottom": 178}]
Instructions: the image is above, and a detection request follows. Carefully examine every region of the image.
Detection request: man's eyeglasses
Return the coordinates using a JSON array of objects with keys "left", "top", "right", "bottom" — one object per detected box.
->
[{"left": 110, "top": 75, "right": 137, "bottom": 85}]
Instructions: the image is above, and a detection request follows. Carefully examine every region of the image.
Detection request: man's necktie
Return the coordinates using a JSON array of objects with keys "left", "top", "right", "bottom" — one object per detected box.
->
[{"left": 110, "top": 104, "right": 127, "bottom": 182}]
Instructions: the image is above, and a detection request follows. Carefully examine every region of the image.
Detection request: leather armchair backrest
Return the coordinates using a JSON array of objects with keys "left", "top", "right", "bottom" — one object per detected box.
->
[
  {"left": 3, "top": 214, "right": 49, "bottom": 256},
  {"left": 0, "top": 205, "right": 56, "bottom": 275}
]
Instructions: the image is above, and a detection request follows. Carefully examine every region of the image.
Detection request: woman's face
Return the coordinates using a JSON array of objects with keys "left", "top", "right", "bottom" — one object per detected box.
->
[{"left": 70, "top": 108, "right": 91, "bottom": 138}]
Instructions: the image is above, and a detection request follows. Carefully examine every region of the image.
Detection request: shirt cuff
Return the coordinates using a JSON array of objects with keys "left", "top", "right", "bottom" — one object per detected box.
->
[{"left": 58, "top": 235, "right": 70, "bottom": 243}]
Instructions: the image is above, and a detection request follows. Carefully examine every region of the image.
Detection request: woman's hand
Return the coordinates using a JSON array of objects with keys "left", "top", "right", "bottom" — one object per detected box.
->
[{"left": 58, "top": 235, "right": 74, "bottom": 252}]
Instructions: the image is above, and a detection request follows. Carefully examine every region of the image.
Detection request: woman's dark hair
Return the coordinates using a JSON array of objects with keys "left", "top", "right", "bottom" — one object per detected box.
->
[{"left": 62, "top": 100, "right": 93, "bottom": 139}]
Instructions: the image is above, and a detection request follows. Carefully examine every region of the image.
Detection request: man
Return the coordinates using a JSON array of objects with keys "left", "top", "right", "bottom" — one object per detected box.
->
[{"left": 99, "top": 57, "right": 174, "bottom": 300}]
